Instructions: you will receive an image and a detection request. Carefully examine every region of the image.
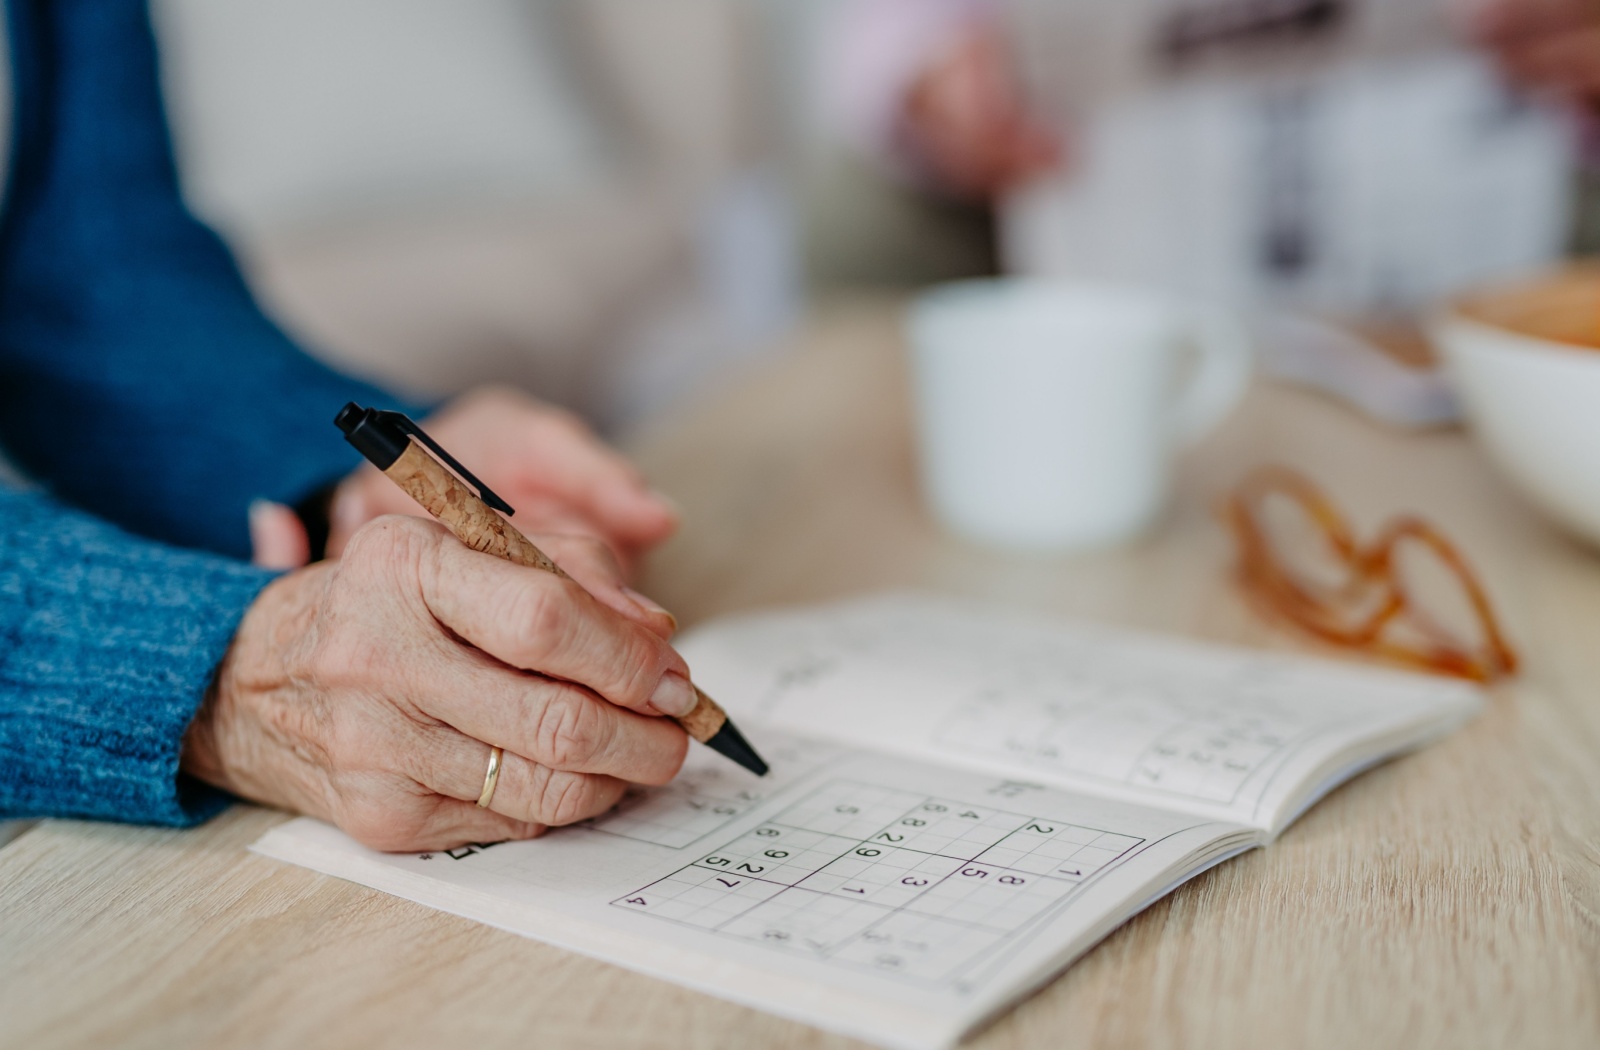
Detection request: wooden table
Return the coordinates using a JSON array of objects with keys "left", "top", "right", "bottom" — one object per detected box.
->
[{"left": 3, "top": 299, "right": 1598, "bottom": 1050}]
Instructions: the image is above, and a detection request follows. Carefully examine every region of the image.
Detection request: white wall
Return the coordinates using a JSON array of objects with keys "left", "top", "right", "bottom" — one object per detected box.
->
[{"left": 154, "top": 0, "right": 613, "bottom": 235}]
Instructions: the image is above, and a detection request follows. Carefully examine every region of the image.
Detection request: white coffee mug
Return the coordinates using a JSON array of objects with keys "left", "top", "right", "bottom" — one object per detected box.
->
[{"left": 908, "top": 279, "right": 1253, "bottom": 549}]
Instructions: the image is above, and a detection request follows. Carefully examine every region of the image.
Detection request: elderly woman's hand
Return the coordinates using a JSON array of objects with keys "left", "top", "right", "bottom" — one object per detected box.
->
[
  {"left": 183, "top": 514, "right": 690, "bottom": 852},
  {"left": 250, "top": 387, "right": 679, "bottom": 577}
]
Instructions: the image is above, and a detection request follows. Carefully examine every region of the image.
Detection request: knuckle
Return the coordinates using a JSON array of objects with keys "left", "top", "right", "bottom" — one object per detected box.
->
[
  {"left": 341, "top": 513, "right": 435, "bottom": 568},
  {"left": 611, "top": 631, "right": 668, "bottom": 708},
  {"left": 306, "top": 629, "right": 382, "bottom": 690},
  {"left": 500, "top": 580, "right": 570, "bottom": 666},
  {"left": 529, "top": 689, "right": 606, "bottom": 769},
  {"left": 533, "top": 769, "right": 595, "bottom": 827},
  {"left": 338, "top": 516, "right": 446, "bottom": 609}
]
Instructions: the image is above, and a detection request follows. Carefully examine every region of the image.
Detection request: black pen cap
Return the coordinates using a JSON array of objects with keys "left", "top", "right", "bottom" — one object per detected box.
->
[{"left": 335, "top": 402, "right": 409, "bottom": 470}]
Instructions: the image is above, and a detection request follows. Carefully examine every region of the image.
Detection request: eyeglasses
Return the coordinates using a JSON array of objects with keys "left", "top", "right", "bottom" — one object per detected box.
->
[{"left": 1221, "top": 466, "right": 1518, "bottom": 683}]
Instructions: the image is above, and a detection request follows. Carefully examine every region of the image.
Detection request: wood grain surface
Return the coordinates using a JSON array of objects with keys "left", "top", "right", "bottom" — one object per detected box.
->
[{"left": 2, "top": 298, "right": 1597, "bottom": 1050}]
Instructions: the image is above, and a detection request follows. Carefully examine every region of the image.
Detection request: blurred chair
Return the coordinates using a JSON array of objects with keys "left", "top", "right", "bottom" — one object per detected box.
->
[{"left": 156, "top": 0, "right": 801, "bottom": 430}]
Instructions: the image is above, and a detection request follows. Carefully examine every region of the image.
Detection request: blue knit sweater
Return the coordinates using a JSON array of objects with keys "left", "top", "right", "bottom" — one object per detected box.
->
[{"left": 0, "top": 0, "right": 416, "bottom": 825}]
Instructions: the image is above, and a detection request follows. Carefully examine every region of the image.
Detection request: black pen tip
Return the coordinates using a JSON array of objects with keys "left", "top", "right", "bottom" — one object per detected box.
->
[{"left": 702, "top": 719, "right": 770, "bottom": 777}]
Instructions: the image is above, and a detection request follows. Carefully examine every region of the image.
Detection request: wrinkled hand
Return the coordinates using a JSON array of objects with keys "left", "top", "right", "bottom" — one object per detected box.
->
[
  {"left": 901, "top": 22, "right": 1061, "bottom": 200},
  {"left": 1468, "top": 0, "right": 1600, "bottom": 109},
  {"left": 252, "top": 387, "right": 678, "bottom": 576},
  {"left": 184, "top": 515, "right": 689, "bottom": 852}
]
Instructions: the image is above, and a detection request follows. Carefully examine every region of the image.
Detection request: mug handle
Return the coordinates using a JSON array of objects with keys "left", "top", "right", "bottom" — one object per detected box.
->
[{"left": 1172, "top": 311, "right": 1254, "bottom": 445}]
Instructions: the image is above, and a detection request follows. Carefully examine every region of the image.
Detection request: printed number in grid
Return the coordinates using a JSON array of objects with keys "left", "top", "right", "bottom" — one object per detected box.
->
[
  {"left": 767, "top": 781, "right": 929, "bottom": 840},
  {"left": 1129, "top": 716, "right": 1302, "bottom": 801},
  {"left": 694, "top": 825, "right": 860, "bottom": 887},
  {"left": 613, "top": 781, "right": 1149, "bottom": 984},
  {"left": 584, "top": 784, "right": 759, "bottom": 848},
  {"left": 613, "top": 865, "right": 787, "bottom": 929},
  {"left": 863, "top": 798, "right": 1029, "bottom": 859},
  {"left": 938, "top": 690, "right": 1311, "bottom": 803},
  {"left": 973, "top": 820, "right": 1143, "bottom": 880}
]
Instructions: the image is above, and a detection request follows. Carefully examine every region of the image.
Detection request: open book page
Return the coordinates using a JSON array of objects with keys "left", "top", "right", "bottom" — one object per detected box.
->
[
  {"left": 677, "top": 593, "right": 1484, "bottom": 833},
  {"left": 254, "top": 732, "right": 1249, "bottom": 1050}
]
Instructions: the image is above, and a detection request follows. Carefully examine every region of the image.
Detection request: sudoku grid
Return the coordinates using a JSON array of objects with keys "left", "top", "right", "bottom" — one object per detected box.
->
[{"left": 610, "top": 780, "right": 1144, "bottom": 984}]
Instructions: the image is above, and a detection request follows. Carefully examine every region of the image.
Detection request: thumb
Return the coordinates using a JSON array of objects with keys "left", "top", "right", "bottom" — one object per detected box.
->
[{"left": 248, "top": 500, "right": 312, "bottom": 570}]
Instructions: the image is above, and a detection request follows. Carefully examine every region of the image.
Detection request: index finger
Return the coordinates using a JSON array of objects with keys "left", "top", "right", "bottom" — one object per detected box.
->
[{"left": 420, "top": 535, "right": 698, "bottom": 718}]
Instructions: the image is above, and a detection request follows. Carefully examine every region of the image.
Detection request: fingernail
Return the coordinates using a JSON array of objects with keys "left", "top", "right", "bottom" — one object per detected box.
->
[
  {"left": 624, "top": 587, "right": 679, "bottom": 631},
  {"left": 649, "top": 671, "right": 697, "bottom": 717}
]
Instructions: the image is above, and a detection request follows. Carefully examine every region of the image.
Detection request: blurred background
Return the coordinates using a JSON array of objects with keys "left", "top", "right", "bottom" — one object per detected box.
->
[{"left": 147, "top": 0, "right": 1599, "bottom": 435}]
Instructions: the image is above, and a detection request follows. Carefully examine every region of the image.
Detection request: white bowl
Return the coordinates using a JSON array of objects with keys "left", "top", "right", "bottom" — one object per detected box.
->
[{"left": 1430, "top": 268, "right": 1600, "bottom": 544}]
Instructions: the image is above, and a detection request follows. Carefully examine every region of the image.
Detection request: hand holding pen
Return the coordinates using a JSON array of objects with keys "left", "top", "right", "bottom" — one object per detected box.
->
[{"left": 181, "top": 403, "right": 763, "bottom": 853}]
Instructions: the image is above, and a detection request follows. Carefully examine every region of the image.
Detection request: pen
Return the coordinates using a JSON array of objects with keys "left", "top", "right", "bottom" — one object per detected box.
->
[{"left": 334, "top": 402, "right": 769, "bottom": 777}]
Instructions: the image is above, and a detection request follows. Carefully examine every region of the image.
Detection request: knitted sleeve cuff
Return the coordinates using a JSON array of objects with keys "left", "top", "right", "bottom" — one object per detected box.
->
[{"left": 0, "top": 487, "right": 277, "bottom": 826}]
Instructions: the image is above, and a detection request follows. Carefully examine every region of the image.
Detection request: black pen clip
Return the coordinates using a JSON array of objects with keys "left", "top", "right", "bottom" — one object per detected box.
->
[{"left": 335, "top": 402, "right": 515, "bottom": 516}]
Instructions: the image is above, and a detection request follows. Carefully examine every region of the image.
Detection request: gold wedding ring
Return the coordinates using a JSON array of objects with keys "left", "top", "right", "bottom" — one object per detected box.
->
[{"left": 476, "top": 745, "right": 504, "bottom": 808}]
